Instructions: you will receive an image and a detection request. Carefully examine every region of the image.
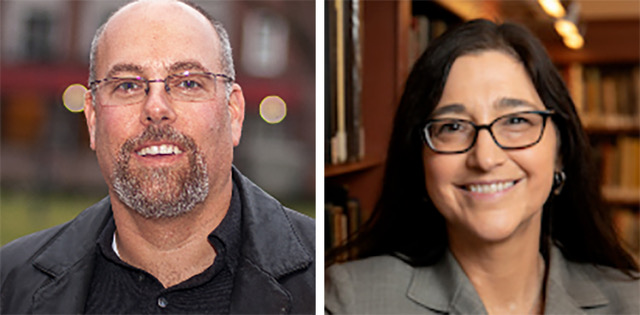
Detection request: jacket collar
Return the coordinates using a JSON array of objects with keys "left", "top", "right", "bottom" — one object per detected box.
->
[
  {"left": 31, "top": 196, "right": 113, "bottom": 313},
  {"left": 544, "top": 245, "right": 608, "bottom": 313},
  {"left": 31, "top": 197, "right": 113, "bottom": 278},
  {"left": 225, "top": 167, "right": 315, "bottom": 314},
  {"left": 406, "top": 246, "right": 609, "bottom": 314},
  {"left": 231, "top": 166, "right": 313, "bottom": 278},
  {"left": 408, "top": 250, "right": 486, "bottom": 314}
]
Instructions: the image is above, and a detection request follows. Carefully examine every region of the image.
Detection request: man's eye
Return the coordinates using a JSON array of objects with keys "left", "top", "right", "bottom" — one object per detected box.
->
[
  {"left": 177, "top": 80, "right": 202, "bottom": 89},
  {"left": 114, "top": 81, "right": 142, "bottom": 92}
]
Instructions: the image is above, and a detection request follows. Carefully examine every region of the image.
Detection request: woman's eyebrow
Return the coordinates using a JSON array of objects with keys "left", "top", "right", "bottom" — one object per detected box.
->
[
  {"left": 431, "top": 98, "right": 540, "bottom": 118},
  {"left": 495, "top": 97, "right": 539, "bottom": 110},
  {"left": 431, "top": 103, "right": 466, "bottom": 117}
]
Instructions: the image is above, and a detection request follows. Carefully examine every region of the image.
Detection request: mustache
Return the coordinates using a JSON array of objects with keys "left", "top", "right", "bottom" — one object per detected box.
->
[{"left": 120, "top": 125, "right": 197, "bottom": 156}]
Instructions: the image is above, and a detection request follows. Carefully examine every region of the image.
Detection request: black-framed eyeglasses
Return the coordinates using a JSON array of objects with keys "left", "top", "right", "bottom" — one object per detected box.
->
[
  {"left": 89, "top": 71, "right": 234, "bottom": 106},
  {"left": 422, "top": 110, "right": 555, "bottom": 154}
]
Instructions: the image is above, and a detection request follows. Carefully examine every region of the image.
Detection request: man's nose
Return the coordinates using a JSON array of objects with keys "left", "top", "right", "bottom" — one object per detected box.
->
[{"left": 140, "top": 82, "right": 177, "bottom": 126}]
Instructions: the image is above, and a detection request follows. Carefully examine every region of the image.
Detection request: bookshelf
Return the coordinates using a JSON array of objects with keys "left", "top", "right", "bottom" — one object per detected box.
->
[
  {"left": 325, "top": 0, "right": 466, "bottom": 253},
  {"left": 566, "top": 63, "right": 640, "bottom": 204},
  {"left": 566, "top": 60, "right": 640, "bottom": 256},
  {"left": 326, "top": 0, "right": 408, "bottom": 223},
  {"left": 326, "top": 0, "right": 640, "bottom": 258},
  {"left": 556, "top": 15, "right": 640, "bottom": 257}
]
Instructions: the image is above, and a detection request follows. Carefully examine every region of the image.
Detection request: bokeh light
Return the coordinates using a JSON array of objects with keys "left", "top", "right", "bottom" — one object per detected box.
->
[
  {"left": 259, "top": 95, "right": 287, "bottom": 124},
  {"left": 62, "top": 84, "right": 87, "bottom": 112}
]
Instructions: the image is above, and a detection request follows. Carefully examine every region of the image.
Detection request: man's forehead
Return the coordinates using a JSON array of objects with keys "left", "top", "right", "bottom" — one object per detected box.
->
[
  {"left": 103, "top": 0, "right": 216, "bottom": 40},
  {"left": 96, "top": 0, "right": 220, "bottom": 76},
  {"left": 105, "top": 60, "right": 210, "bottom": 77},
  {"left": 110, "top": 0, "right": 210, "bottom": 25}
]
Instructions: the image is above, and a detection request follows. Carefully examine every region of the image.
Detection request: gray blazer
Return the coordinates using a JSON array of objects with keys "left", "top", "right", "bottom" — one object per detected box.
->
[{"left": 325, "top": 246, "right": 639, "bottom": 314}]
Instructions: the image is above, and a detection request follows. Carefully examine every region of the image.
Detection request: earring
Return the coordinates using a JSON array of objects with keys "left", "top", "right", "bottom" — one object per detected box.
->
[{"left": 553, "top": 171, "right": 566, "bottom": 195}]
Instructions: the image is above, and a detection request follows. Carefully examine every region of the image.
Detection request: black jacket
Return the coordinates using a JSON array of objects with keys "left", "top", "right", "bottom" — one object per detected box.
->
[{"left": 0, "top": 168, "right": 315, "bottom": 314}]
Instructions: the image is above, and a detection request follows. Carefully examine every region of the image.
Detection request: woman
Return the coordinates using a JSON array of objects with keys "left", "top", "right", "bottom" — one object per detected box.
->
[{"left": 325, "top": 19, "right": 639, "bottom": 314}]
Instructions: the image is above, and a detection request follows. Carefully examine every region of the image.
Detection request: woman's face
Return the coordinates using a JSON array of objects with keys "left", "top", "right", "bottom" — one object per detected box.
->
[{"left": 422, "top": 50, "right": 559, "bottom": 244}]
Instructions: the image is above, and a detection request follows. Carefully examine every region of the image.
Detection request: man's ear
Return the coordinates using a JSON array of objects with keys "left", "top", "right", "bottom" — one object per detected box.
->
[
  {"left": 84, "top": 91, "right": 97, "bottom": 151},
  {"left": 228, "top": 83, "right": 245, "bottom": 147}
]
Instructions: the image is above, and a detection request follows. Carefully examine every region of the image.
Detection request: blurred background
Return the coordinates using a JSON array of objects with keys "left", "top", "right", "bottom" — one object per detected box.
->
[{"left": 0, "top": 0, "right": 316, "bottom": 245}]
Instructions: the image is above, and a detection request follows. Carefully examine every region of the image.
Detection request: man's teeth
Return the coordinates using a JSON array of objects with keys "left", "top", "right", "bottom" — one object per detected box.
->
[
  {"left": 137, "top": 145, "right": 183, "bottom": 156},
  {"left": 468, "top": 181, "right": 515, "bottom": 193}
]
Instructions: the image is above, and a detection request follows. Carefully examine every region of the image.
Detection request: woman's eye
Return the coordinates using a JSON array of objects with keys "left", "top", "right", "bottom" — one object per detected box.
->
[
  {"left": 442, "top": 122, "right": 463, "bottom": 132},
  {"left": 506, "top": 116, "right": 530, "bottom": 125}
]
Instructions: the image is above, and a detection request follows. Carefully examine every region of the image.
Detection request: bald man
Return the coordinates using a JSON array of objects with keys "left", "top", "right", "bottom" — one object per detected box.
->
[{"left": 0, "top": 1, "right": 314, "bottom": 313}]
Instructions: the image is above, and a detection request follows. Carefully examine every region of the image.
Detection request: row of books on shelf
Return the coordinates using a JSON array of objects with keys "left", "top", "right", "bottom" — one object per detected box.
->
[
  {"left": 326, "top": 5, "right": 457, "bottom": 166},
  {"left": 325, "top": 184, "right": 362, "bottom": 261},
  {"left": 593, "top": 136, "right": 640, "bottom": 191},
  {"left": 408, "top": 15, "right": 449, "bottom": 69},
  {"left": 325, "top": 0, "right": 364, "bottom": 165},
  {"left": 565, "top": 64, "right": 640, "bottom": 125}
]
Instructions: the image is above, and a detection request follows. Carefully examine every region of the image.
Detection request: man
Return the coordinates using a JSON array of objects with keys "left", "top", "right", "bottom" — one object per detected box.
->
[{"left": 0, "top": 0, "right": 314, "bottom": 313}]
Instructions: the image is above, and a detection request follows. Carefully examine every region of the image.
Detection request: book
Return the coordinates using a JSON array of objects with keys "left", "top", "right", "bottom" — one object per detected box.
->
[
  {"left": 601, "top": 74, "right": 617, "bottom": 116},
  {"left": 584, "top": 66, "right": 602, "bottom": 116},
  {"left": 326, "top": 0, "right": 337, "bottom": 165},
  {"left": 344, "top": 0, "right": 364, "bottom": 163},
  {"left": 566, "top": 63, "right": 585, "bottom": 115}
]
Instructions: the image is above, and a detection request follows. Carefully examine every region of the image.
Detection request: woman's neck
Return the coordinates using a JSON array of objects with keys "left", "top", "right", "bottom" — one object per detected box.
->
[{"left": 448, "top": 224, "right": 546, "bottom": 314}]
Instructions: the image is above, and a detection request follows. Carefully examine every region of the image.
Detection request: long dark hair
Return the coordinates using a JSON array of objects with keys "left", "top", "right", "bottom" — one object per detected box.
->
[{"left": 328, "top": 19, "right": 638, "bottom": 276}]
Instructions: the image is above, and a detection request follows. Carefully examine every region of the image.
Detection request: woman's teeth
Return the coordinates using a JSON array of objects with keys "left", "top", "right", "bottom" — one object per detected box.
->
[{"left": 467, "top": 181, "right": 515, "bottom": 193}]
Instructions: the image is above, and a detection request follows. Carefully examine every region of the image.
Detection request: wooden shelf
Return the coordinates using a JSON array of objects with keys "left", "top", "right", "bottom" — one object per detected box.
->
[
  {"left": 547, "top": 20, "right": 640, "bottom": 65},
  {"left": 582, "top": 114, "right": 640, "bottom": 134},
  {"left": 433, "top": 0, "right": 497, "bottom": 21},
  {"left": 325, "top": 156, "right": 383, "bottom": 178},
  {"left": 603, "top": 186, "right": 640, "bottom": 206}
]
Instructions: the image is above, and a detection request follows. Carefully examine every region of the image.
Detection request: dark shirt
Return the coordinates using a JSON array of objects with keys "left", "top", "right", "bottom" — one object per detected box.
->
[{"left": 84, "top": 184, "right": 242, "bottom": 314}]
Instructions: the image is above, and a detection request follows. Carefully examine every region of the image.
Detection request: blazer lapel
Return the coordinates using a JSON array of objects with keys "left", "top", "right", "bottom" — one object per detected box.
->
[
  {"left": 407, "top": 250, "right": 487, "bottom": 314},
  {"left": 406, "top": 246, "right": 611, "bottom": 315},
  {"left": 544, "top": 246, "right": 608, "bottom": 314}
]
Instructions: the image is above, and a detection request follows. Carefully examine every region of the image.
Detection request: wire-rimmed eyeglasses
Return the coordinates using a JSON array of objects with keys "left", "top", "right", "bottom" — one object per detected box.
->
[
  {"left": 89, "top": 71, "right": 234, "bottom": 106},
  {"left": 422, "top": 110, "right": 555, "bottom": 154}
]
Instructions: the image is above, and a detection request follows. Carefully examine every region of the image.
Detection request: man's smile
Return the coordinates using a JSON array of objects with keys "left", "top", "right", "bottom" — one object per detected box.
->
[{"left": 136, "top": 143, "right": 184, "bottom": 157}]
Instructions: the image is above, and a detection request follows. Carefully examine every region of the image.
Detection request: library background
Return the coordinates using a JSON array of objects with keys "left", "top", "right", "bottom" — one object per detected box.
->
[
  {"left": 0, "top": 0, "right": 316, "bottom": 245},
  {"left": 326, "top": 0, "right": 640, "bottom": 261}
]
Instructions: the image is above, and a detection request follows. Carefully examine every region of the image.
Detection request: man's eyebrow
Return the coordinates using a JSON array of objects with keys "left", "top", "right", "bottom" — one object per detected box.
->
[
  {"left": 106, "top": 63, "right": 144, "bottom": 78},
  {"left": 430, "top": 103, "right": 466, "bottom": 117},
  {"left": 169, "top": 61, "right": 208, "bottom": 73}
]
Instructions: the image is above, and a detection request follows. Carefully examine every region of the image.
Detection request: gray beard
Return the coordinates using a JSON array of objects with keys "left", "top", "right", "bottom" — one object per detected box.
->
[{"left": 112, "top": 125, "right": 209, "bottom": 219}]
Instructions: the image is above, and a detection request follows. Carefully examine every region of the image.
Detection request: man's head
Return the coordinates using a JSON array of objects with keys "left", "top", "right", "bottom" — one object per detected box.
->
[
  {"left": 84, "top": 0, "right": 245, "bottom": 218},
  {"left": 89, "top": 0, "right": 236, "bottom": 100}
]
